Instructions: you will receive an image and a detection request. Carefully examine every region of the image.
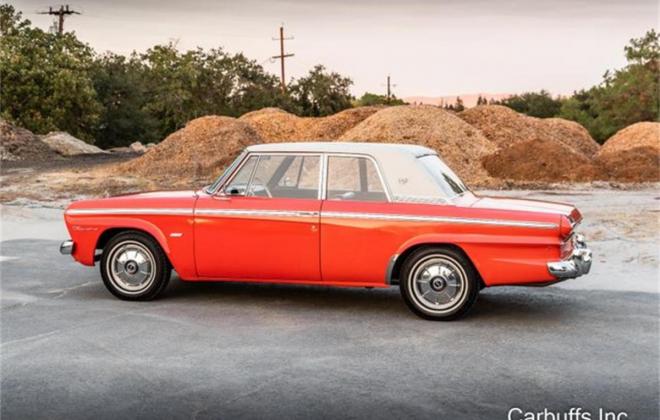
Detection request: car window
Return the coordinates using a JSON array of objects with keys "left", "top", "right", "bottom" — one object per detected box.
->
[
  {"left": 327, "top": 156, "right": 387, "bottom": 202},
  {"left": 223, "top": 155, "right": 258, "bottom": 195},
  {"left": 247, "top": 155, "right": 320, "bottom": 199}
]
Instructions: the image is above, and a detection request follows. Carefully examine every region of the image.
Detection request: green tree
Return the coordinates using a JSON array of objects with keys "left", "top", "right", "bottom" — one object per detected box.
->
[
  {"left": 289, "top": 65, "right": 353, "bottom": 116},
  {"left": 138, "top": 44, "right": 287, "bottom": 140},
  {"left": 354, "top": 92, "right": 405, "bottom": 106},
  {"left": 560, "top": 29, "right": 659, "bottom": 142},
  {"left": 226, "top": 53, "right": 292, "bottom": 116},
  {"left": 0, "top": 4, "right": 102, "bottom": 141},
  {"left": 495, "top": 90, "right": 563, "bottom": 118},
  {"left": 91, "top": 52, "right": 159, "bottom": 148}
]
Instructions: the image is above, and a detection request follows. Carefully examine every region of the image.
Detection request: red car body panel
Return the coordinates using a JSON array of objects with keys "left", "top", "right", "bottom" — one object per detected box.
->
[{"left": 64, "top": 190, "right": 575, "bottom": 288}]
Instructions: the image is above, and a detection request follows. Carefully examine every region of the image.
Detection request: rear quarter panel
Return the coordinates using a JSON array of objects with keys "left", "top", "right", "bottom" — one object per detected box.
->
[{"left": 320, "top": 200, "right": 562, "bottom": 286}]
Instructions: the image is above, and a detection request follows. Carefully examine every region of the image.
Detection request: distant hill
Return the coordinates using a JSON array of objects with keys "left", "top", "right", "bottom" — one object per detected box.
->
[{"left": 403, "top": 93, "right": 512, "bottom": 108}]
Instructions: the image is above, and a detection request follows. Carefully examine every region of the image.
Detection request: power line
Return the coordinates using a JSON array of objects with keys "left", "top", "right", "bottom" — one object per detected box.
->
[
  {"left": 271, "top": 25, "right": 294, "bottom": 93},
  {"left": 37, "top": 4, "right": 80, "bottom": 35}
]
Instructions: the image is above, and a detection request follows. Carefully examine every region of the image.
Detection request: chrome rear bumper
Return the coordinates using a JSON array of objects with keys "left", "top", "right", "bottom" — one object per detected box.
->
[
  {"left": 547, "top": 234, "right": 592, "bottom": 279},
  {"left": 60, "top": 240, "right": 74, "bottom": 255}
]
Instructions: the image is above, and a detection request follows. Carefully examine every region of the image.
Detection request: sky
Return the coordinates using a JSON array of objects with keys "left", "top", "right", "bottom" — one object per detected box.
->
[{"left": 12, "top": 0, "right": 659, "bottom": 98}]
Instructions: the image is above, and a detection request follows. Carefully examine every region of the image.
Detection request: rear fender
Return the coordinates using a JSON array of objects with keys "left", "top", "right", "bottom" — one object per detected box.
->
[{"left": 394, "top": 233, "right": 561, "bottom": 286}]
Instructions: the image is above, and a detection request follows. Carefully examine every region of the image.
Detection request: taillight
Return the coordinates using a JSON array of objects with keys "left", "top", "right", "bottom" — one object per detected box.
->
[{"left": 559, "top": 215, "right": 573, "bottom": 239}]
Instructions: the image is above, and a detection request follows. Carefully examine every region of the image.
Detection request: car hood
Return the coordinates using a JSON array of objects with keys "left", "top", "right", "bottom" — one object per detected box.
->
[
  {"left": 66, "top": 190, "right": 198, "bottom": 212},
  {"left": 106, "top": 190, "right": 198, "bottom": 199}
]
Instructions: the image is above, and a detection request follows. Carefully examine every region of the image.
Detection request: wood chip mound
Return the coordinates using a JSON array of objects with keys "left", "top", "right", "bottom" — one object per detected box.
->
[
  {"left": 338, "top": 105, "right": 498, "bottom": 185},
  {"left": 41, "top": 131, "right": 108, "bottom": 156},
  {"left": 460, "top": 105, "right": 600, "bottom": 157},
  {"left": 482, "top": 138, "right": 601, "bottom": 182},
  {"left": 119, "top": 116, "right": 262, "bottom": 185},
  {"left": 0, "top": 119, "right": 58, "bottom": 161},
  {"left": 240, "top": 106, "right": 380, "bottom": 142},
  {"left": 596, "top": 122, "right": 660, "bottom": 182}
]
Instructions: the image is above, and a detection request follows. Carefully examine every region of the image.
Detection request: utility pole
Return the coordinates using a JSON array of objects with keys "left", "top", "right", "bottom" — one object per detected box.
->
[
  {"left": 383, "top": 75, "right": 397, "bottom": 103},
  {"left": 38, "top": 5, "right": 80, "bottom": 35},
  {"left": 272, "top": 26, "right": 294, "bottom": 92}
]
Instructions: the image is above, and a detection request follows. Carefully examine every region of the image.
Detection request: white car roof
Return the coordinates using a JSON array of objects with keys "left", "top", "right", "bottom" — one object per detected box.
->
[
  {"left": 246, "top": 142, "right": 436, "bottom": 158},
  {"left": 245, "top": 142, "right": 460, "bottom": 203}
]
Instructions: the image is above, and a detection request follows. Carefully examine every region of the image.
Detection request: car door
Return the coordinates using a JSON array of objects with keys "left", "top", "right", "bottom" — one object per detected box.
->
[
  {"left": 320, "top": 154, "right": 399, "bottom": 285},
  {"left": 195, "top": 153, "right": 322, "bottom": 282}
]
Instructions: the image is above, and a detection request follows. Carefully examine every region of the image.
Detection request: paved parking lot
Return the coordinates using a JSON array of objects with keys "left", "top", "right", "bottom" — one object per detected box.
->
[{"left": 1, "top": 190, "right": 658, "bottom": 419}]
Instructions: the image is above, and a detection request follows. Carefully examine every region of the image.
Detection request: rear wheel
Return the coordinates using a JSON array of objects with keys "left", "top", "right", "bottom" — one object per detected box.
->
[
  {"left": 100, "top": 232, "right": 171, "bottom": 301},
  {"left": 399, "top": 247, "right": 479, "bottom": 320}
]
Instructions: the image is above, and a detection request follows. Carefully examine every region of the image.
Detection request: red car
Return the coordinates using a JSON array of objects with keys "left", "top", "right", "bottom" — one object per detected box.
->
[{"left": 60, "top": 143, "right": 592, "bottom": 320}]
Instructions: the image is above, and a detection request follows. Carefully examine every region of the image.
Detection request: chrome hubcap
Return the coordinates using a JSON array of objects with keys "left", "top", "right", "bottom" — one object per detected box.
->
[
  {"left": 107, "top": 241, "right": 156, "bottom": 294},
  {"left": 409, "top": 256, "right": 467, "bottom": 313}
]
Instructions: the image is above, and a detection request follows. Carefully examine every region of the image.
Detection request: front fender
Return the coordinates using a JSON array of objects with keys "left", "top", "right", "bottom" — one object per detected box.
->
[{"left": 65, "top": 216, "right": 172, "bottom": 266}]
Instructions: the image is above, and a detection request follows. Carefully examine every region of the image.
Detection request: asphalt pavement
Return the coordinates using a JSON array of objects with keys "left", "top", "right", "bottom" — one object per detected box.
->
[{"left": 1, "top": 192, "right": 658, "bottom": 419}]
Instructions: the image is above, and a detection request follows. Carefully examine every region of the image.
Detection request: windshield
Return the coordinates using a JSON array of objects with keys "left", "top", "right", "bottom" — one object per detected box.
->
[
  {"left": 206, "top": 150, "right": 247, "bottom": 193},
  {"left": 417, "top": 155, "right": 468, "bottom": 198}
]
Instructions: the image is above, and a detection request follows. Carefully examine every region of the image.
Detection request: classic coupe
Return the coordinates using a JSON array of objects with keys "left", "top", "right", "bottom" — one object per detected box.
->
[{"left": 60, "top": 143, "right": 592, "bottom": 320}]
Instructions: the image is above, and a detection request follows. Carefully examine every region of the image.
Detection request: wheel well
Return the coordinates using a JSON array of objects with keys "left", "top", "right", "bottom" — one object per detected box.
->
[
  {"left": 390, "top": 243, "right": 484, "bottom": 287},
  {"left": 95, "top": 228, "right": 171, "bottom": 266}
]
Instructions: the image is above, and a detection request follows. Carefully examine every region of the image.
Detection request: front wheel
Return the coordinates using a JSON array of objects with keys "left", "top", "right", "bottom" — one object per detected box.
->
[
  {"left": 100, "top": 232, "right": 171, "bottom": 301},
  {"left": 400, "top": 247, "right": 479, "bottom": 320}
]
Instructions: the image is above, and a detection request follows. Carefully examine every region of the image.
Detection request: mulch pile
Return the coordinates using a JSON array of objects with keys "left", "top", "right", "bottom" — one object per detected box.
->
[
  {"left": 0, "top": 119, "right": 58, "bottom": 161},
  {"left": 111, "top": 105, "right": 656, "bottom": 189},
  {"left": 482, "top": 138, "right": 600, "bottom": 182},
  {"left": 459, "top": 105, "right": 602, "bottom": 181},
  {"left": 119, "top": 116, "right": 262, "bottom": 184},
  {"left": 596, "top": 122, "right": 660, "bottom": 182},
  {"left": 339, "top": 105, "right": 497, "bottom": 185},
  {"left": 240, "top": 106, "right": 380, "bottom": 142}
]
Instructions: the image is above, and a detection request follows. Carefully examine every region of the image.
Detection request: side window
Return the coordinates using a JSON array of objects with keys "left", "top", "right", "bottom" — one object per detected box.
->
[
  {"left": 223, "top": 155, "right": 258, "bottom": 195},
  {"left": 247, "top": 155, "right": 320, "bottom": 199},
  {"left": 327, "top": 156, "right": 387, "bottom": 202}
]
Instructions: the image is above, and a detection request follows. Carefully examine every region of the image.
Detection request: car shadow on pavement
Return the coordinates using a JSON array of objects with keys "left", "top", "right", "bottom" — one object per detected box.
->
[{"left": 163, "top": 275, "right": 588, "bottom": 323}]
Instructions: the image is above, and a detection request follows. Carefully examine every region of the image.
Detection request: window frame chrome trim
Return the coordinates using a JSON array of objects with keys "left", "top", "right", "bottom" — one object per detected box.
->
[
  {"left": 214, "top": 152, "right": 323, "bottom": 200},
  {"left": 322, "top": 152, "right": 392, "bottom": 202}
]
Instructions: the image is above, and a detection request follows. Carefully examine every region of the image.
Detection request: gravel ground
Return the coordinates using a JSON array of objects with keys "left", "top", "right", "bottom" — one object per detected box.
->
[{"left": 1, "top": 189, "right": 658, "bottom": 419}]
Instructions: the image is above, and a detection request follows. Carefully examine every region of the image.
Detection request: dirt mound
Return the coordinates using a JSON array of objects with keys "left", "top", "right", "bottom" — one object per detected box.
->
[
  {"left": 541, "top": 118, "right": 600, "bottom": 158},
  {"left": 239, "top": 107, "right": 290, "bottom": 119},
  {"left": 240, "top": 106, "right": 380, "bottom": 142},
  {"left": 339, "top": 105, "right": 497, "bottom": 185},
  {"left": 119, "top": 116, "right": 262, "bottom": 183},
  {"left": 459, "top": 105, "right": 600, "bottom": 157},
  {"left": 482, "top": 138, "right": 600, "bottom": 182},
  {"left": 41, "top": 131, "right": 107, "bottom": 156},
  {"left": 305, "top": 107, "right": 381, "bottom": 140},
  {"left": 0, "top": 120, "right": 58, "bottom": 161},
  {"left": 239, "top": 108, "right": 302, "bottom": 142},
  {"left": 596, "top": 122, "right": 660, "bottom": 182}
]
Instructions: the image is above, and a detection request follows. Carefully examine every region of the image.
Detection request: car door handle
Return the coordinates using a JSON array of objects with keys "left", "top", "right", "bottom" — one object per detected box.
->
[{"left": 298, "top": 211, "right": 319, "bottom": 217}]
